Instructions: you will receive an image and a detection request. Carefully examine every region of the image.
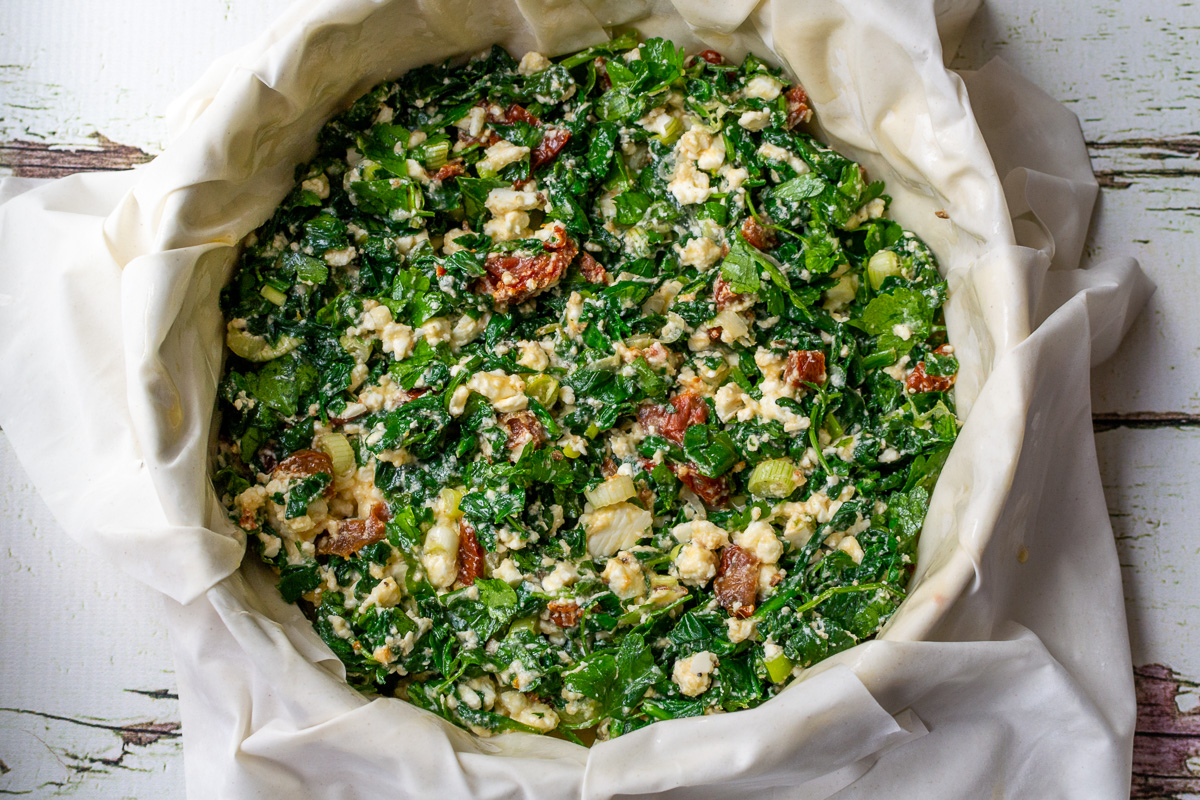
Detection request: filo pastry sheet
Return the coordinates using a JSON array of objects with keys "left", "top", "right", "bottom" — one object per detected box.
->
[{"left": 0, "top": 0, "right": 1152, "bottom": 797}]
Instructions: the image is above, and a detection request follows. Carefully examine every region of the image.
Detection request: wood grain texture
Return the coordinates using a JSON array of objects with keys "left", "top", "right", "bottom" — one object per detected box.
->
[
  {"left": 0, "top": 134, "right": 151, "bottom": 178},
  {"left": 951, "top": 0, "right": 1200, "bottom": 417},
  {"left": 1, "top": 0, "right": 1198, "bottom": 798},
  {"left": 1133, "top": 665, "right": 1200, "bottom": 799}
]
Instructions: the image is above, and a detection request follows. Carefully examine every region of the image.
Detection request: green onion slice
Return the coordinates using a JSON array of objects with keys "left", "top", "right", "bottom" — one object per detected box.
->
[
  {"left": 315, "top": 432, "right": 356, "bottom": 477},
  {"left": 747, "top": 458, "right": 798, "bottom": 498}
]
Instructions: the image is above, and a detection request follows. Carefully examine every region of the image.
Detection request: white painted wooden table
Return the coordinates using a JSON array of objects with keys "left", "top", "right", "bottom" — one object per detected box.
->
[{"left": 1, "top": 2, "right": 1197, "bottom": 797}]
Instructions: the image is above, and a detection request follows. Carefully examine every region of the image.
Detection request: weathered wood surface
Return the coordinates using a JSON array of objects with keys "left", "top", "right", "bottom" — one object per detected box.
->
[{"left": 2, "top": 0, "right": 1199, "bottom": 797}]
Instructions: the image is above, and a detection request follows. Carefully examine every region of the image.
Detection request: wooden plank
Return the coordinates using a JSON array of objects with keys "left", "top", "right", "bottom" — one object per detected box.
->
[
  {"left": 0, "top": 434, "right": 184, "bottom": 798},
  {"left": 952, "top": 1, "right": 1200, "bottom": 417},
  {"left": 1097, "top": 426, "right": 1200, "bottom": 799},
  {"left": 0, "top": 134, "right": 151, "bottom": 178}
]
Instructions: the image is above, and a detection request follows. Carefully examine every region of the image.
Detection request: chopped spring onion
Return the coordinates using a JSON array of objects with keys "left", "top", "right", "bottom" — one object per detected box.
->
[
  {"left": 711, "top": 308, "right": 749, "bottom": 342},
  {"left": 822, "top": 273, "right": 858, "bottom": 309},
  {"left": 509, "top": 615, "right": 540, "bottom": 634},
  {"left": 624, "top": 334, "right": 654, "bottom": 350},
  {"left": 420, "top": 138, "right": 450, "bottom": 170},
  {"left": 654, "top": 115, "right": 683, "bottom": 146},
  {"left": 339, "top": 334, "right": 373, "bottom": 363},
  {"left": 260, "top": 285, "right": 288, "bottom": 306},
  {"left": 765, "top": 652, "right": 795, "bottom": 683},
  {"left": 867, "top": 250, "right": 902, "bottom": 290},
  {"left": 526, "top": 375, "right": 560, "bottom": 408},
  {"left": 584, "top": 423, "right": 602, "bottom": 440},
  {"left": 315, "top": 432, "right": 356, "bottom": 476},
  {"left": 585, "top": 474, "right": 637, "bottom": 509},
  {"left": 624, "top": 226, "right": 651, "bottom": 257},
  {"left": 225, "top": 325, "right": 300, "bottom": 362},
  {"left": 562, "top": 443, "right": 582, "bottom": 459},
  {"left": 747, "top": 458, "right": 798, "bottom": 498},
  {"left": 437, "top": 487, "right": 464, "bottom": 520}
]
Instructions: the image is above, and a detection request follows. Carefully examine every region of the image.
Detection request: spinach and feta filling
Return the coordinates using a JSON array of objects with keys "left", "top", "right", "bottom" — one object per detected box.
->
[{"left": 213, "top": 36, "right": 959, "bottom": 742}]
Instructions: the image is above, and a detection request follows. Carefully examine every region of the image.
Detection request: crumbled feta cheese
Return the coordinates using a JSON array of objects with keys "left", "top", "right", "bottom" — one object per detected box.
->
[
  {"left": 675, "top": 543, "right": 718, "bottom": 586},
  {"left": 738, "top": 109, "right": 771, "bottom": 131},
  {"left": 454, "top": 106, "right": 486, "bottom": 138},
  {"left": 668, "top": 158, "right": 713, "bottom": 206},
  {"left": 726, "top": 616, "right": 757, "bottom": 643},
  {"left": 601, "top": 551, "right": 646, "bottom": 600},
  {"left": 477, "top": 140, "right": 530, "bottom": 174},
  {"left": 493, "top": 558, "right": 523, "bottom": 585},
  {"left": 497, "top": 690, "right": 559, "bottom": 732},
  {"left": 451, "top": 312, "right": 489, "bottom": 348},
  {"left": 744, "top": 74, "right": 784, "bottom": 101},
  {"left": 733, "top": 520, "right": 783, "bottom": 565},
  {"left": 582, "top": 502, "right": 652, "bottom": 557},
  {"left": 483, "top": 210, "right": 532, "bottom": 242},
  {"left": 516, "top": 340, "right": 550, "bottom": 371},
  {"left": 678, "top": 236, "right": 724, "bottom": 270},
  {"left": 756, "top": 142, "right": 809, "bottom": 175},
  {"left": 671, "top": 520, "right": 730, "bottom": 550},
  {"left": 637, "top": 105, "right": 678, "bottom": 137},
  {"left": 448, "top": 384, "right": 471, "bottom": 416},
  {"left": 541, "top": 562, "right": 579, "bottom": 594},
  {"left": 442, "top": 227, "right": 472, "bottom": 255},
  {"left": 518, "top": 51, "right": 552, "bottom": 76},
  {"left": 361, "top": 577, "right": 402, "bottom": 610},
  {"left": 323, "top": 246, "right": 356, "bottom": 266},
  {"left": 416, "top": 317, "right": 453, "bottom": 346},
  {"left": 672, "top": 651, "right": 717, "bottom": 696},
  {"left": 381, "top": 321, "right": 414, "bottom": 360},
  {"left": 301, "top": 173, "right": 330, "bottom": 199},
  {"left": 422, "top": 523, "right": 459, "bottom": 589},
  {"left": 485, "top": 187, "right": 543, "bottom": 216},
  {"left": 837, "top": 535, "right": 865, "bottom": 564},
  {"left": 464, "top": 370, "right": 528, "bottom": 413}
]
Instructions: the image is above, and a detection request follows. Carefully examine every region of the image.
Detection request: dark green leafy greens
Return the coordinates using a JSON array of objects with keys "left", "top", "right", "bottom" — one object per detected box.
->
[{"left": 212, "top": 36, "right": 959, "bottom": 743}]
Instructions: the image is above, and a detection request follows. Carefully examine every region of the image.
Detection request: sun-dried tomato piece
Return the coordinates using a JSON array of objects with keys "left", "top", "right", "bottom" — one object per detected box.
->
[
  {"left": 637, "top": 390, "right": 710, "bottom": 446},
  {"left": 785, "top": 84, "right": 813, "bottom": 129},
  {"left": 457, "top": 520, "right": 485, "bottom": 586},
  {"left": 459, "top": 129, "right": 502, "bottom": 148},
  {"left": 318, "top": 503, "right": 389, "bottom": 558},
  {"left": 501, "top": 410, "right": 547, "bottom": 451},
  {"left": 600, "top": 458, "right": 619, "bottom": 478},
  {"left": 905, "top": 360, "right": 956, "bottom": 394},
  {"left": 578, "top": 250, "right": 608, "bottom": 284},
  {"left": 740, "top": 216, "right": 777, "bottom": 251},
  {"left": 714, "top": 545, "right": 759, "bottom": 618},
  {"left": 708, "top": 326, "right": 724, "bottom": 342},
  {"left": 541, "top": 222, "right": 570, "bottom": 252},
  {"left": 712, "top": 275, "right": 743, "bottom": 310},
  {"left": 784, "top": 350, "right": 827, "bottom": 388},
  {"left": 274, "top": 449, "right": 333, "bottom": 480},
  {"left": 475, "top": 229, "right": 577, "bottom": 307},
  {"left": 596, "top": 57, "right": 612, "bottom": 91},
  {"left": 547, "top": 600, "right": 582, "bottom": 628},
  {"left": 674, "top": 463, "right": 731, "bottom": 508},
  {"left": 257, "top": 446, "right": 278, "bottom": 474},
  {"left": 505, "top": 104, "right": 541, "bottom": 126},
  {"left": 433, "top": 161, "right": 466, "bottom": 181},
  {"left": 531, "top": 127, "right": 571, "bottom": 171},
  {"left": 329, "top": 405, "right": 368, "bottom": 425},
  {"left": 696, "top": 49, "right": 726, "bottom": 65}
]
